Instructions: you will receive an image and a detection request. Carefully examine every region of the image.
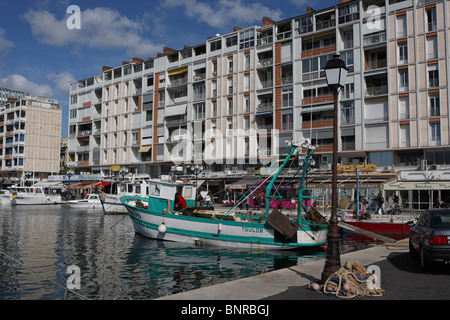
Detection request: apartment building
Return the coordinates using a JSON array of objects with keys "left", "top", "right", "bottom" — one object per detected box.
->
[
  {"left": 0, "top": 87, "right": 27, "bottom": 105},
  {"left": 0, "top": 96, "right": 62, "bottom": 183},
  {"left": 68, "top": 0, "right": 450, "bottom": 180}
]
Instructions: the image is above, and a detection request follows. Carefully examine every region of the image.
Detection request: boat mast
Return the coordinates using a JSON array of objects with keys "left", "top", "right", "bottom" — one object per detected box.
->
[
  {"left": 264, "top": 143, "right": 298, "bottom": 220},
  {"left": 297, "top": 145, "right": 315, "bottom": 223}
]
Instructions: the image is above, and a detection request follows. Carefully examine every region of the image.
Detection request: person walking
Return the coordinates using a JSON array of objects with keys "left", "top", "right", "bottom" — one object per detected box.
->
[{"left": 375, "top": 192, "right": 385, "bottom": 215}]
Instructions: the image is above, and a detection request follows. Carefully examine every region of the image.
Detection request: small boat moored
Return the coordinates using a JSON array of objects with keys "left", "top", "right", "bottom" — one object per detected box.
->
[{"left": 67, "top": 194, "right": 104, "bottom": 211}]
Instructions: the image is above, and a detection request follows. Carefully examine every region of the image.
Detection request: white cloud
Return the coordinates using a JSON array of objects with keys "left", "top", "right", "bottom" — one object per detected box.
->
[
  {"left": 0, "top": 28, "right": 14, "bottom": 52},
  {"left": 0, "top": 74, "right": 54, "bottom": 98},
  {"left": 23, "top": 7, "right": 163, "bottom": 57},
  {"left": 161, "top": 0, "right": 283, "bottom": 29},
  {"left": 46, "top": 72, "right": 76, "bottom": 95}
]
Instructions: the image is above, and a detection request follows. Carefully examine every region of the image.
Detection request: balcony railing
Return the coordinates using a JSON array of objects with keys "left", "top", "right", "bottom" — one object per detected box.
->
[
  {"left": 363, "top": 31, "right": 386, "bottom": 46},
  {"left": 366, "top": 59, "right": 387, "bottom": 70},
  {"left": 365, "top": 85, "right": 388, "bottom": 97},
  {"left": 316, "top": 19, "right": 336, "bottom": 31}
]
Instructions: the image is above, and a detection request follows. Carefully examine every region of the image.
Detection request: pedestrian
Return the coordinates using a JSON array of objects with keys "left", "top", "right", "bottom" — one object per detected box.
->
[
  {"left": 388, "top": 194, "right": 397, "bottom": 214},
  {"left": 205, "top": 193, "right": 211, "bottom": 207},
  {"left": 174, "top": 193, "right": 187, "bottom": 211},
  {"left": 375, "top": 192, "right": 385, "bottom": 215},
  {"left": 434, "top": 197, "right": 441, "bottom": 208}
]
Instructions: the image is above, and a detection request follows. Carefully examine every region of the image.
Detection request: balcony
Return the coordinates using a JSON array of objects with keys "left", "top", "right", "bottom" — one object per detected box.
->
[
  {"left": 302, "top": 119, "right": 333, "bottom": 129},
  {"left": 301, "top": 44, "right": 336, "bottom": 59},
  {"left": 365, "top": 85, "right": 388, "bottom": 97},
  {"left": 366, "top": 59, "right": 387, "bottom": 70},
  {"left": 302, "top": 94, "right": 334, "bottom": 105},
  {"left": 363, "top": 31, "right": 386, "bottom": 46}
]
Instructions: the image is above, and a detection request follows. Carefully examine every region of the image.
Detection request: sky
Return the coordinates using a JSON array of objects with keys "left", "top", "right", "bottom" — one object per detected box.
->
[{"left": 0, "top": 0, "right": 337, "bottom": 137}]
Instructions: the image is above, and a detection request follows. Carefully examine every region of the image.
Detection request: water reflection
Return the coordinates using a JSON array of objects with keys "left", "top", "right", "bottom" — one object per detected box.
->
[{"left": 0, "top": 204, "right": 373, "bottom": 300}]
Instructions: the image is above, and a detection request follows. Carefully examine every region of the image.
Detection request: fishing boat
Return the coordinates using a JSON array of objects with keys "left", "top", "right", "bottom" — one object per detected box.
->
[
  {"left": 339, "top": 200, "right": 416, "bottom": 236},
  {"left": 102, "top": 179, "right": 149, "bottom": 213},
  {"left": 67, "top": 193, "right": 104, "bottom": 210},
  {"left": 11, "top": 182, "right": 64, "bottom": 205},
  {"left": 121, "top": 139, "right": 328, "bottom": 250}
]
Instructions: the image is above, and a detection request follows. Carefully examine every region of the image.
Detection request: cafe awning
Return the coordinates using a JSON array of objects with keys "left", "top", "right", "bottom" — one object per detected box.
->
[
  {"left": 139, "top": 145, "right": 152, "bottom": 153},
  {"left": 168, "top": 67, "right": 188, "bottom": 76}
]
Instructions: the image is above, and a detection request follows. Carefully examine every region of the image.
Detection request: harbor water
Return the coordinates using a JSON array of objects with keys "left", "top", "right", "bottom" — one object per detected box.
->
[{"left": 0, "top": 204, "right": 379, "bottom": 300}]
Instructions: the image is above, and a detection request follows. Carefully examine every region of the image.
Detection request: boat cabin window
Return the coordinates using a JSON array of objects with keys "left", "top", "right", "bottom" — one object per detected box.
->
[
  {"left": 183, "top": 186, "right": 193, "bottom": 199},
  {"left": 149, "top": 184, "right": 160, "bottom": 196},
  {"left": 34, "top": 188, "right": 42, "bottom": 193},
  {"left": 127, "top": 184, "right": 133, "bottom": 193},
  {"left": 135, "top": 185, "right": 141, "bottom": 194}
]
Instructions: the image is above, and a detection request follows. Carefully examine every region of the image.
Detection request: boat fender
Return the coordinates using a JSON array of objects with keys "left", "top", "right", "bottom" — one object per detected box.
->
[
  {"left": 12, "top": 195, "right": 15, "bottom": 199},
  {"left": 158, "top": 223, "right": 167, "bottom": 234}
]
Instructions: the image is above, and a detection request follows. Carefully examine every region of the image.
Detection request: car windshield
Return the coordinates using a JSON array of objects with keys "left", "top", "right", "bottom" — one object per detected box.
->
[{"left": 431, "top": 211, "right": 450, "bottom": 228}]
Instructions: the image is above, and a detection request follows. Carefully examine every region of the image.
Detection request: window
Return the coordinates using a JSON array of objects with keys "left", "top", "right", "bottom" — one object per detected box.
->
[
  {"left": 399, "top": 124, "right": 410, "bottom": 148},
  {"left": 193, "top": 102, "right": 205, "bottom": 119},
  {"left": 302, "top": 54, "right": 334, "bottom": 81},
  {"left": 212, "top": 81, "right": 217, "bottom": 98},
  {"left": 342, "top": 83, "right": 354, "bottom": 99},
  {"left": 228, "top": 57, "right": 233, "bottom": 74},
  {"left": 397, "top": 42, "right": 408, "bottom": 64},
  {"left": 428, "top": 64, "right": 439, "bottom": 88},
  {"left": 239, "top": 29, "right": 255, "bottom": 49},
  {"left": 244, "top": 53, "right": 250, "bottom": 70},
  {"left": 244, "top": 96, "right": 250, "bottom": 113},
  {"left": 228, "top": 98, "right": 233, "bottom": 114},
  {"left": 430, "top": 122, "right": 441, "bottom": 146},
  {"left": 398, "top": 69, "right": 409, "bottom": 92},
  {"left": 338, "top": 3, "right": 359, "bottom": 24},
  {"left": 226, "top": 35, "right": 237, "bottom": 47},
  {"left": 425, "top": 7, "right": 437, "bottom": 32},
  {"left": 341, "top": 102, "right": 355, "bottom": 125},
  {"left": 298, "top": 15, "right": 313, "bottom": 34},
  {"left": 227, "top": 118, "right": 233, "bottom": 136},
  {"left": 282, "top": 87, "right": 293, "bottom": 107},
  {"left": 69, "top": 109, "right": 77, "bottom": 119},
  {"left": 426, "top": 36, "right": 438, "bottom": 59},
  {"left": 341, "top": 50, "right": 354, "bottom": 72},
  {"left": 211, "top": 100, "right": 217, "bottom": 117},
  {"left": 227, "top": 77, "right": 233, "bottom": 94},
  {"left": 399, "top": 96, "right": 409, "bottom": 119},
  {"left": 210, "top": 39, "right": 221, "bottom": 52},
  {"left": 244, "top": 74, "right": 250, "bottom": 91},
  {"left": 396, "top": 14, "right": 407, "bottom": 38},
  {"left": 146, "top": 110, "right": 153, "bottom": 122},
  {"left": 429, "top": 94, "right": 440, "bottom": 117},
  {"left": 342, "top": 29, "right": 353, "bottom": 49},
  {"left": 282, "top": 109, "right": 293, "bottom": 131},
  {"left": 244, "top": 116, "right": 250, "bottom": 133}
]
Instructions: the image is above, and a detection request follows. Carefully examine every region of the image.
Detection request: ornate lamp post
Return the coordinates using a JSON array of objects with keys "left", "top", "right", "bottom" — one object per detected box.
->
[
  {"left": 187, "top": 164, "right": 203, "bottom": 189},
  {"left": 321, "top": 54, "right": 348, "bottom": 283}
]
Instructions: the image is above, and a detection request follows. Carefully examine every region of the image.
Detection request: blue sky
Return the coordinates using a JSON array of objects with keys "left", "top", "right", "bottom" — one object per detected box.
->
[{"left": 0, "top": 0, "right": 336, "bottom": 137}]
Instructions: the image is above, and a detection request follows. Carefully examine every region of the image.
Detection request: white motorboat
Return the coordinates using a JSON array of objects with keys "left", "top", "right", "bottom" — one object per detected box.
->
[
  {"left": 11, "top": 183, "right": 63, "bottom": 205},
  {"left": 0, "top": 189, "right": 12, "bottom": 205},
  {"left": 67, "top": 194, "right": 104, "bottom": 211}
]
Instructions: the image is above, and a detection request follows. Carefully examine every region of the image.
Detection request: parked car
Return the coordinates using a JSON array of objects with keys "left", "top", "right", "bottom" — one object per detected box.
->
[{"left": 409, "top": 209, "right": 450, "bottom": 271}]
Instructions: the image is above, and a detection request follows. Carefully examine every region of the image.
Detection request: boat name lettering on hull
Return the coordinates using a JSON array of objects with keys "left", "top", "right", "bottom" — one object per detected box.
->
[
  {"left": 128, "top": 208, "right": 141, "bottom": 220},
  {"left": 242, "top": 226, "right": 264, "bottom": 234}
]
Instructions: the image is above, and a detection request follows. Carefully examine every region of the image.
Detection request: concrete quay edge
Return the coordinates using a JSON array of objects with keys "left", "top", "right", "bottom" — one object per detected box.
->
[{"left": 157, "top": 244, "right": 405, "bottom": 300}]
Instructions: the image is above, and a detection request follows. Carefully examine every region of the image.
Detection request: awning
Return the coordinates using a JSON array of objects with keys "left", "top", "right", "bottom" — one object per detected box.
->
[
  {"left": 384, "top": 180, "right": 450, "bottom": 191},
  {"left": 301, "top": 104, "right": 334, "bottom": 113},
  {"left": 95, "top": 181, "right": 112, "bottom": 189},
  {"left": 226, "top": 177, "right": 260, "bottom": 190},
  {"left": 139, "top": 145, "right": 152, "bottom": 153},
  {"left": 165, "top": 105, "right": 187, "bottom": 117},
  {"left": 168, "top": 67, "right": 188, "bottom": 76}
]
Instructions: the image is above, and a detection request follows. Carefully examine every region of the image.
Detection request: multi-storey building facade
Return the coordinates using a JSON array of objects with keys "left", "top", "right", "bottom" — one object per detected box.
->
[
  {"left": 68, "top": 0, "right": 450, "bottom": 181},
  {"left": 0, "top": 87, "right": 27, "bottom": 105},
  {"left": 0, "top": 96, "right": 62, "bottom": 183}
]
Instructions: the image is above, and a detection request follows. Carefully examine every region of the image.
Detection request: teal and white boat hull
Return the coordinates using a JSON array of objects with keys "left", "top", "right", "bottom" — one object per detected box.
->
[{"left": 122, "top": 196, "right": 327, "bottom": 250}]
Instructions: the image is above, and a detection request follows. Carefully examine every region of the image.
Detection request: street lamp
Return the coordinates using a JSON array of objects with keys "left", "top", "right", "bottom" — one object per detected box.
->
[
  {"left": 187, "top": 164, "right": 203, "bottom": 189},
  {"left": 119, "top": 167, "right": 129, "bottom": 180},
  {"left": 321, "top": 54, "right": 348, "bottom": 283}
]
